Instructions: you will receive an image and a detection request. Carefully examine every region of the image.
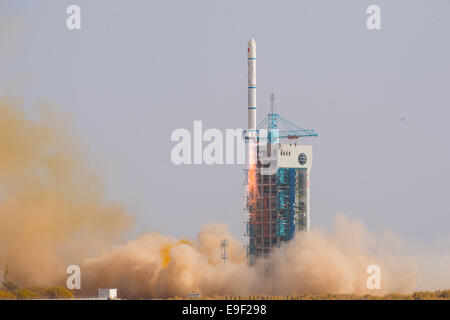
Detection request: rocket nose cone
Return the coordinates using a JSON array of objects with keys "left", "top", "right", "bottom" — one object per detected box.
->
[{"left": 249, "top": 38, "right": 256, "bottom": 43}]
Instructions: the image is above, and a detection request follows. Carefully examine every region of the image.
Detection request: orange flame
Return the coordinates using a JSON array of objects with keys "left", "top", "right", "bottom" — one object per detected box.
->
[
  {"left": 161, "top": 239, "right": 191, "bottom": 267},
  {"left": 247, "top": 142, "right": 258, "bottom": 223}
]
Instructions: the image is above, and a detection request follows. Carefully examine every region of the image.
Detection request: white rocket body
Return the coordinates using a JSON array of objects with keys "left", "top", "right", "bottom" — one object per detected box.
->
[{"left": 248, "top": 39, "right": 256, "bottom": 133}]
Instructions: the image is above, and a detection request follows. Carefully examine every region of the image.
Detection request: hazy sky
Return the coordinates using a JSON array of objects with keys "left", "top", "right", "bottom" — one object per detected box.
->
[{"left": 1, "top": 0, "right": 449, "bottom": 244}]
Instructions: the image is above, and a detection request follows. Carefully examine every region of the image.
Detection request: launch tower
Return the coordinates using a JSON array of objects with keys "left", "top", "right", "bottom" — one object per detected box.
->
[{"left": 244, "top": 39, "right": 318, "bottom": 265}]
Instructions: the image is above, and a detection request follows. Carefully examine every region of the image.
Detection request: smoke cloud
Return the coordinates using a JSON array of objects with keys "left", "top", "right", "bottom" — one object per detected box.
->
[
  {"left": 81, "top": 215, "right": 426, "bottom": 298},
  {"left": 0, "top": 96, "right": 132, "bottom": 286},
  {"left": 2, "top": 94, "right": 450, "bottom": 298}
]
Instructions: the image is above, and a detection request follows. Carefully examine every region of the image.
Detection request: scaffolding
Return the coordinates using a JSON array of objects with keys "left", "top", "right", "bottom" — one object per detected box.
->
[
  {"left": 244, "top": 96, "right": 317, "bottom": 265},
  {"left": 244, "top": 165, "right": 310, "bottom": 264}
]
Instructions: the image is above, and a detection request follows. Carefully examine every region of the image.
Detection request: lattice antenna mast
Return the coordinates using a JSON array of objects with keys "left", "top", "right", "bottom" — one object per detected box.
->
[
  {"left": 269, "top": 93, "right": 277, "bottom": 131},
  {"left": 220, "top": 239, "right": 229, "bottom": 264},
  {"left": 257, "top": 94, "right": 318, "bottom": 143},
  {"left": 270, "top": 92, "right": 275, "bottom": 114}
]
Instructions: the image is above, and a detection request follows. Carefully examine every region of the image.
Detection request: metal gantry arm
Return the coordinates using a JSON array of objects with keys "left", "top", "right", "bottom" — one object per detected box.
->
[
  {"left": 244, "top": 93, "right": 318, "bottom": 142},
  {"left": 257, "top": 112, "right": 318, "bottom": 142}
]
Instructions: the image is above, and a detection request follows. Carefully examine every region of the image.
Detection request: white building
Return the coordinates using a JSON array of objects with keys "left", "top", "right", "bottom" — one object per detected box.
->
[{"left": 98, "top": 288, "right": 118, "bottom": 300}]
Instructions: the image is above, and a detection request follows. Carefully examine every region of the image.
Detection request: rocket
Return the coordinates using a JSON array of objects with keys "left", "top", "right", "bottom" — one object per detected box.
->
[{"left": 248, "top": 39, "right": 256, "bottom": 133}]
